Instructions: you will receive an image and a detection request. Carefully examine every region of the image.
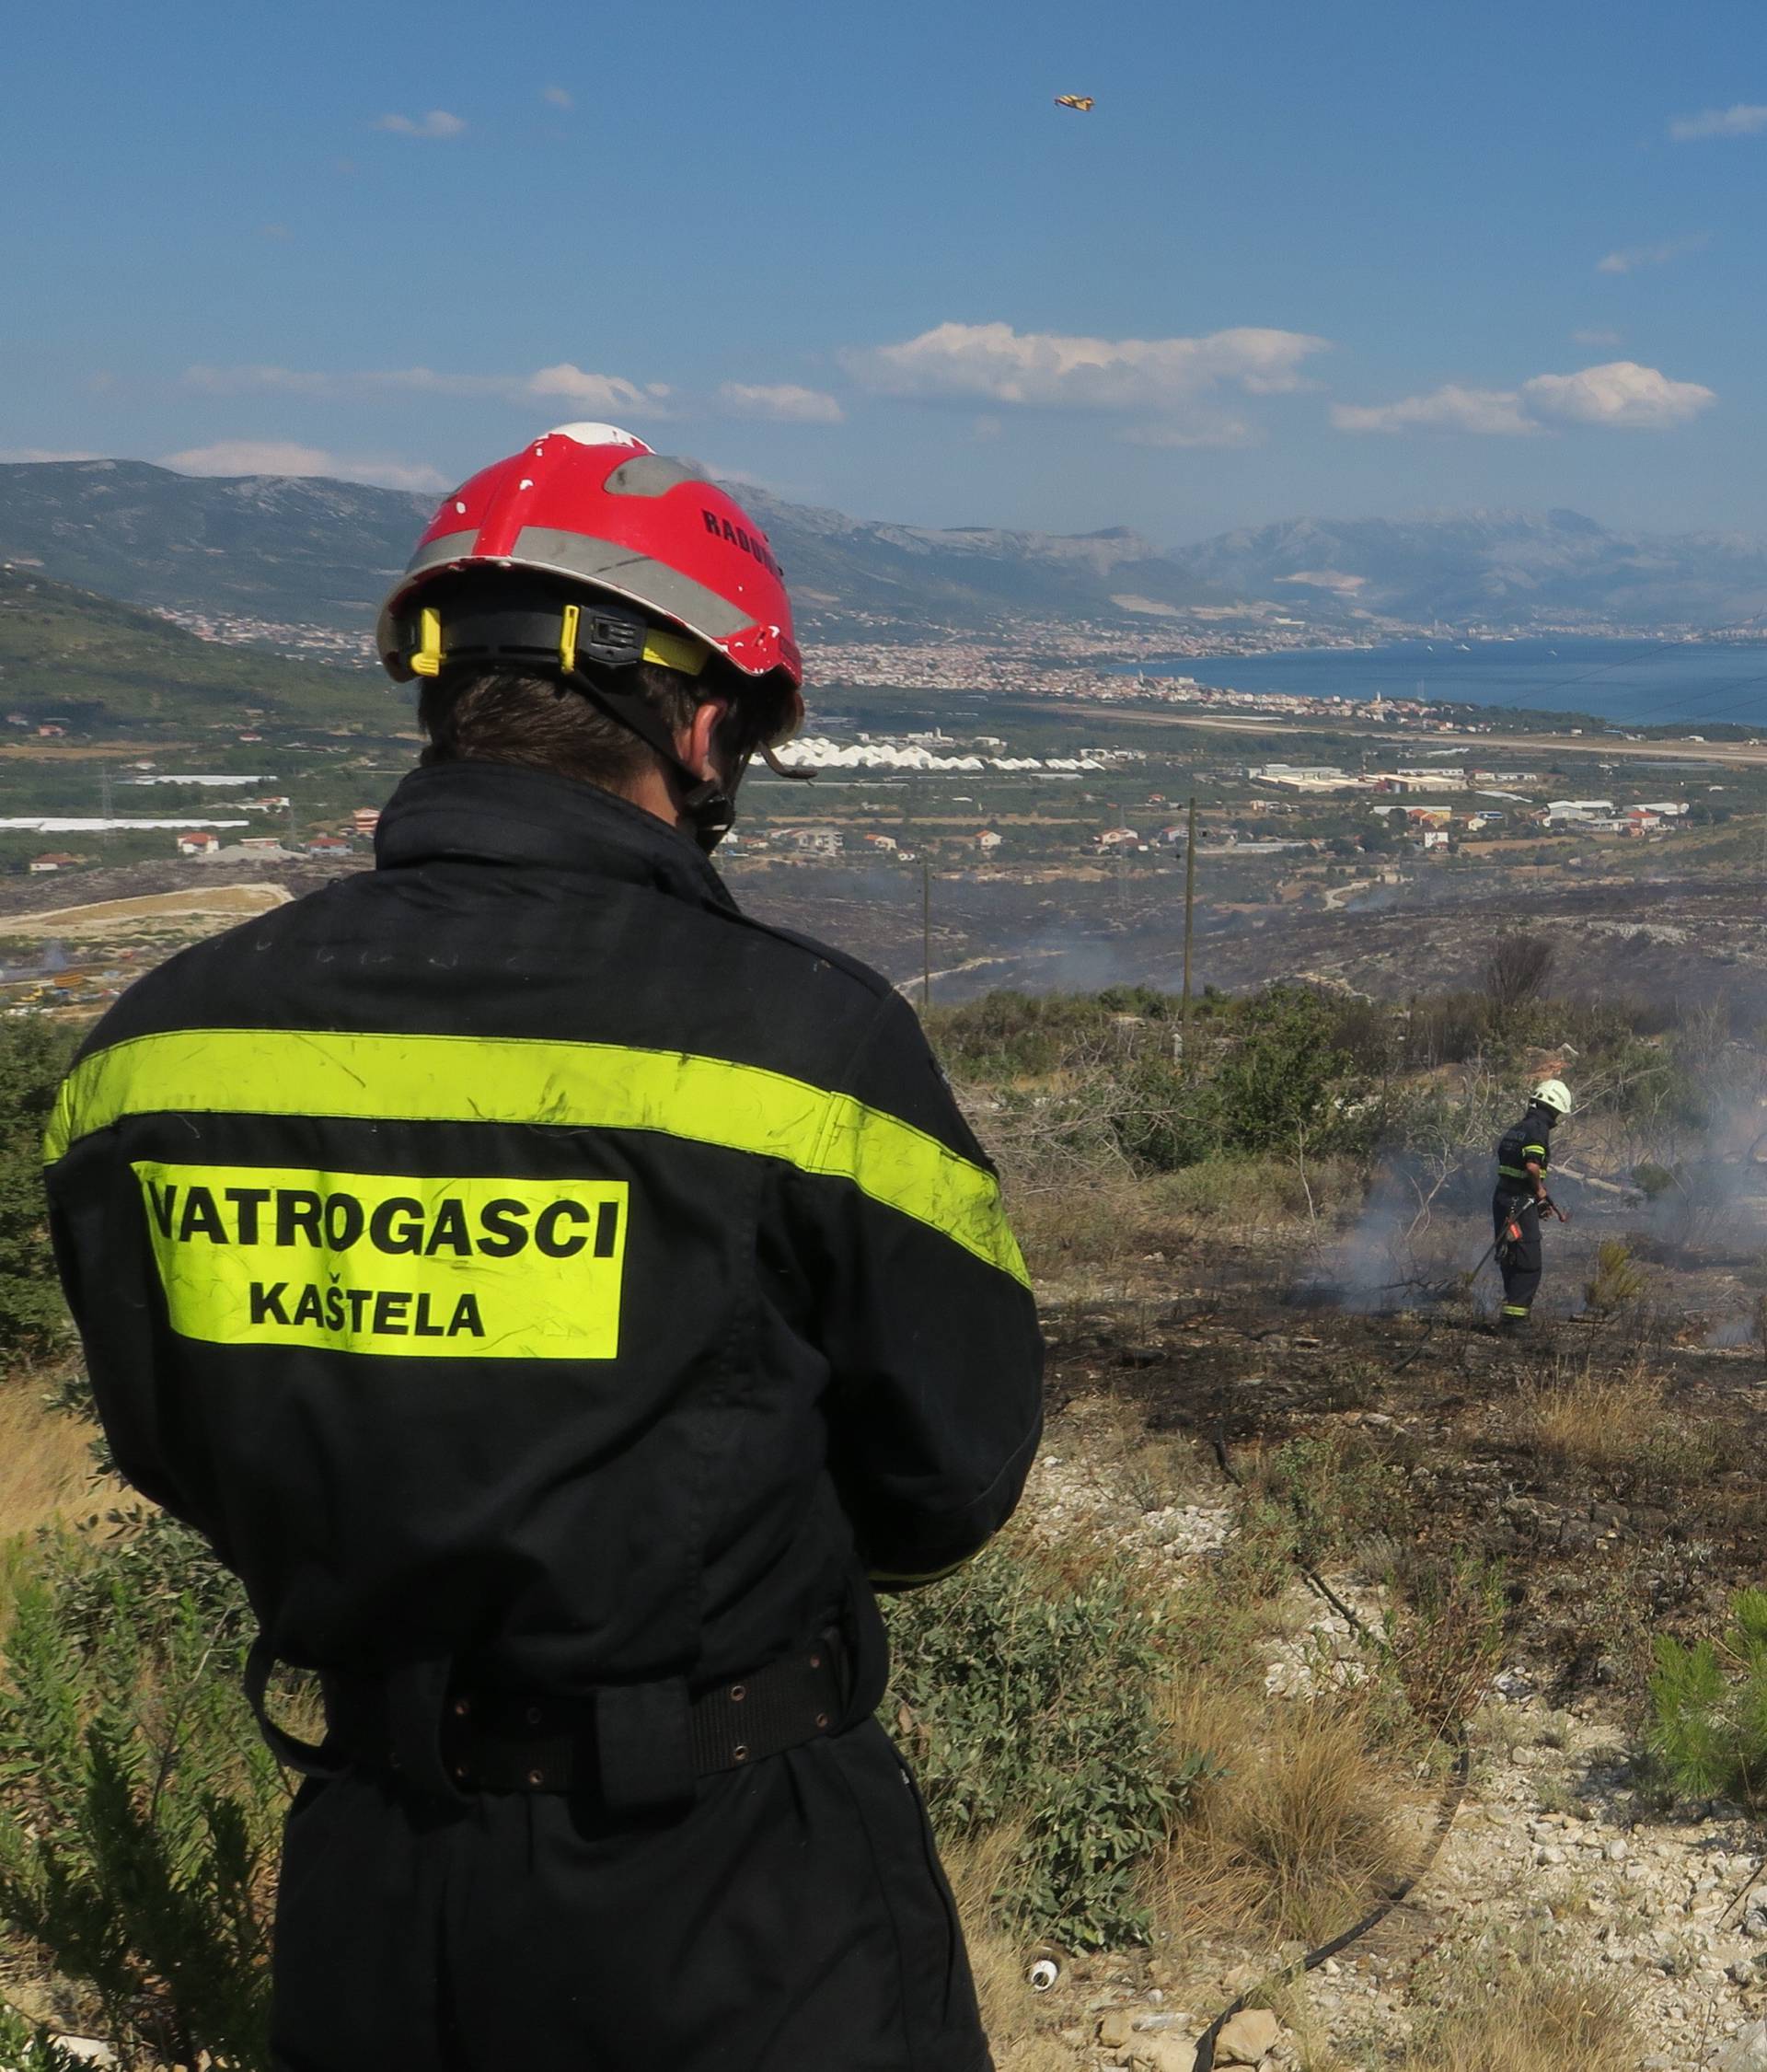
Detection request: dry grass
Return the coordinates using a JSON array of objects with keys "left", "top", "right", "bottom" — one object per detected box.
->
[
  {"left": 1005, "top": 1140, "right": 1359, "bottom": 1290},
  {"left": 0, "top": 1378, "right": 114, "bottom": 1644},
  {"left": 1402, "top": 1944, "right": 1639, "bottom": 2071},
  {"left": 1156, "top": 1688, "right": 1438, "bottom": 1947},
  {"left": 942, "top": 1826, "right": 1074, "bottom": 2072},
  {"left": 1516, "top": 1359, "right": 1710, "bottom": 1477},
  {"left": 1151, "top": 1153, "right": 1359, "bottom": 1234},
  {"left": 1011, "top": 1174, "right": 1150, "bottom": 1282},
  {"left": 0, "top": 1380, "right": 100, "bottom": 1546}
]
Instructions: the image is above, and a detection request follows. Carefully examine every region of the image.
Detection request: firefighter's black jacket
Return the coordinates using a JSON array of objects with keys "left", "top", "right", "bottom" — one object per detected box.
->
[
  {"left": 1496, "top": 1102, "right": 1556, "bottom": 1194},
  {"left": 43, "top": 762, "right": 1044, "bottom": 1708}
]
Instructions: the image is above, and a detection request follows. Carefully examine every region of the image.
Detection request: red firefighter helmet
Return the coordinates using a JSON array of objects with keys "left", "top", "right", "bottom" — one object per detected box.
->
[{"left": 376, "top": 423, "right": 803, "bottom": 737}]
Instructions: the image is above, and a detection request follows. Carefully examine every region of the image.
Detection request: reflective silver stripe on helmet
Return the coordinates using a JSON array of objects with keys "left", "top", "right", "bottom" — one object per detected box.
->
[
  {"left": 604, "top": 457, "right": 710, "bottom": 498},
  {"left": 512, "top": 527, "right": 753, "bottom": 642},
  {"left": 402, "top": 528, "right": 478, "bottom": 578}
]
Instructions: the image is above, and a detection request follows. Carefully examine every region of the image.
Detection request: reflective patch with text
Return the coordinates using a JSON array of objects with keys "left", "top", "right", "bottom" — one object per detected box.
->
[{"left": 133, "top": 1162, "right": 629, "bottom": 1360}]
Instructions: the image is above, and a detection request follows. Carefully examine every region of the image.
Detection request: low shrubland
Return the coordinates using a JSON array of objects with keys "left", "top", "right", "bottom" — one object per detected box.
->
[
  {"left": 1, "top": 970, "right": 1761, "bottom": 2062},
  {"left": 887, "top": 1415, "right": 1495, "bottom": 1978},
  {"left": 931, "top": 974, "right": 1743, "bottom": 1293},
  {"left": 884, "top": 1530, "right": 1209, "bottom": 1950}
]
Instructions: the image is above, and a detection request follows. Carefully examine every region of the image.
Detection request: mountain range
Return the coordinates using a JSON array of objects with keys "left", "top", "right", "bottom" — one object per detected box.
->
[
  {"left": 1, "top": 458, "right": 1764, "bottom": 642},
  {"left": 1184, "top": 510, "right": 1767, "bottom": 632}
]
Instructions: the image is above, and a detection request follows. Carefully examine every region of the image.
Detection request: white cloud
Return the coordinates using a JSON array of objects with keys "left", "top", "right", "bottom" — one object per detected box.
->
[
  {"left": 159, "top": 441, "right": 449, "bottom": 491},
  {"left": 715, "top": 382, "right": 845, "bottom": 424},
  {"left": 1669, "top": 103, "right": 1767, "bottom": 141},
  {"left": 524, "top": 364, "right": 664, "bottom": 414},
  {"left": 1597, "top": 232, "right": 1709, "bottom": 274},
  {"left": 1334, "top": 360, "right": 1715, "bottom": 437},
  {"left": 1331, "top": 385, "right": 1539, "bottom": 436},
  {"left": 541, "top": 85, "right": 572, "bottom": 110},
  {"left": 182, "top": 361, "right": 672, "bottom": 417},
  {"left": 842, "top": 320, "right": 1329, "bottom": 435},
  {"left": 1521, "top": 359, "right": 1715, "bottom": 429},
  {"left": 1571, "top": 327, "right": 1624, "bottom": 348},
  {"left": 375, "top": 110, "right": 467, "bottom": 139}
]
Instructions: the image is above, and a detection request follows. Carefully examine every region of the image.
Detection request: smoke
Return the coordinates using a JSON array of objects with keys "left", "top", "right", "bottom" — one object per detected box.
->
[{"left": 1291, "top": 1151, "right": 1487, "bottom": 1314}]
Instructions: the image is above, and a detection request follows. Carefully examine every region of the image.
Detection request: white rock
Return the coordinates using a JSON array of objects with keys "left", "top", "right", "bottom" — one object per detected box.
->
[
  {"left": 1716, "top": 2020, "right": 1767, "bottom": 2069},
  {"left": 1126, "top": 2037, "right": 1195, "bottom": 2072},
  {"left": 1217, "top": 2008, "right": 1282, "bottom": 2066}
]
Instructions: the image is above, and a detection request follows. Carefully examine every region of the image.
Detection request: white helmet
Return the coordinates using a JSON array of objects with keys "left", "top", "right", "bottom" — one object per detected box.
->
[{"left": 1533, "top": 1078, "right": 1572, "bottom": 1116}]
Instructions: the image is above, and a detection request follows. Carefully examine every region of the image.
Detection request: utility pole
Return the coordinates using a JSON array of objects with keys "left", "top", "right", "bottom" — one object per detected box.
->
[
  {"left": 921, "top": 858, "right": 932, "bottom": 1012},
  {"left": 1180, "top": 795, "right": 1197, "bottom": 1061},
  {"left": 99, "top": 770, "right": 114, "bottom": 819}
]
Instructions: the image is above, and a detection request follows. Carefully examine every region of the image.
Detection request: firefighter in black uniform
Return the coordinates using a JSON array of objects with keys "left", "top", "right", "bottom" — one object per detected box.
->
[
  {"left": 1493, "top": 1078, "right": 1571, "bottom": 1334},
  {"left": 42, "top": 424, "right": 1045, "bottom": 2072}
]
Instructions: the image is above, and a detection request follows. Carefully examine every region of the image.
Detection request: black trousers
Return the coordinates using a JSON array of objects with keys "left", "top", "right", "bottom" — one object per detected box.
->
[
  {"left": 270, "top": 1717, "right": 990, "bottom": 2072},
  {"left": 1493, "top": 1191, "right": 1542, "bottom": 1316}
]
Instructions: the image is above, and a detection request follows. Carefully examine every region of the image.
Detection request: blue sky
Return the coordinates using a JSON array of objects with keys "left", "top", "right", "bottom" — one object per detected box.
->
[{"left": 3, "top": 0, "right": 1764, "bottom": 540}]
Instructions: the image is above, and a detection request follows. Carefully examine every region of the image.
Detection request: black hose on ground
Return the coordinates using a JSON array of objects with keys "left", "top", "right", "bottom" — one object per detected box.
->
[{"left": 1188, "top": 1427, "right": 1474, "bottom": 2072}]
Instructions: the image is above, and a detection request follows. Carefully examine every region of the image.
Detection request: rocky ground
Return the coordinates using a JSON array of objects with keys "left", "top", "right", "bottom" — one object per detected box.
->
[{"left": 983, "top": 1237, "right": 1767, "bottom": 2072}]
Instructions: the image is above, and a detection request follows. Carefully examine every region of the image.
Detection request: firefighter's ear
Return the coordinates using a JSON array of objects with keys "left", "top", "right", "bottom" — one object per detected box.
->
[{"left": 680, "top": 697, "right": 733, "bottom": 781}]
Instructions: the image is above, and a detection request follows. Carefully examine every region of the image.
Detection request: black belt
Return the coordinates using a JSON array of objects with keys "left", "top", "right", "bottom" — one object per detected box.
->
[{"left": 315, "top": 1640, "right": 846, "bottom": 1800}]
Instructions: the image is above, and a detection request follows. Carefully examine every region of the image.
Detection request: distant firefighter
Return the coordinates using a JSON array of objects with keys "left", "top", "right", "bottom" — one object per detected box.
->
[
  {"left": 1492, "top": 1078, "right": 1572, "bottom": 1334},
  {"left": 1054, "top": 94, "right": 1095, "bottom": 111}
]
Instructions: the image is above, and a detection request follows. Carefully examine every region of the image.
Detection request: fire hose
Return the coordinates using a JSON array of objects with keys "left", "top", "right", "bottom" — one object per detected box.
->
[
  {"left": 1187, "top": 1428, "right": 1475, "bottom": 2072},
  {"left": 1469, "top": 1189, "right": 1566, "bottom": 1281}
]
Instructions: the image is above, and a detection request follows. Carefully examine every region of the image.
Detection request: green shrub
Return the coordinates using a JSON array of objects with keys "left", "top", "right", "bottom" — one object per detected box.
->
[
  {"left": 884, "top": 1537, "right": 1211, "bottom": 1949},
  {"left": 0, "top": 2006, "right": 80, "bottom": 2072},
  {"left": 0, "top": 1515, "right": 283, "bottom": 2068},
  {"left": 1211, "top": 986, "right": 1357, "bottom": 1157},
  {"left": 1646, "top": 1589, "right": 1767, "bottom": 1809},
  {"left": 1110, "top": 1056, "right": 1218, "bottom": 1172},
  {"left": 0, "top": 1022, "right": 75, "bottom": 1360}
]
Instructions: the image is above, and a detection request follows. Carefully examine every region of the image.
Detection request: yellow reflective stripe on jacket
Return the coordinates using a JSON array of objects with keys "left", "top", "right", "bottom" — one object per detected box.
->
[{"left": 45, "top": 1028, "right": 1030, "bottom": 1288}]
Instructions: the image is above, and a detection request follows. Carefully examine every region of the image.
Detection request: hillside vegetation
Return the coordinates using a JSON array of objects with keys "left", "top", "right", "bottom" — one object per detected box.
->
[
  {"left": 5, "top": 967, "right": 1767, "bottom": 2066},
  {"left": 0, "top": 567, "right": 378, "bottom": 732}
]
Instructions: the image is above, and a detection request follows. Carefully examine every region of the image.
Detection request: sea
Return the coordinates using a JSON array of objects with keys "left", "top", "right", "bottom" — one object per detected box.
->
[{"left": 1121, "top": 638, "right": 1767, "bottom": 734}]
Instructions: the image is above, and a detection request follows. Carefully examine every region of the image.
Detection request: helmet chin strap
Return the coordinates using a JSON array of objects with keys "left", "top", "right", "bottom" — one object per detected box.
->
[
  {"left": 558, "top": 667, "right": 815, "bottom": 854},
  {"left": 558, "top": 665, "right": 737, "bottom": 853}
]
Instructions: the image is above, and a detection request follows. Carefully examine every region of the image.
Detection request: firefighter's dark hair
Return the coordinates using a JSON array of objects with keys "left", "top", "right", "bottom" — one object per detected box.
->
[{"left": 418, "top": 661, "right": 781, "bottom": 796}]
